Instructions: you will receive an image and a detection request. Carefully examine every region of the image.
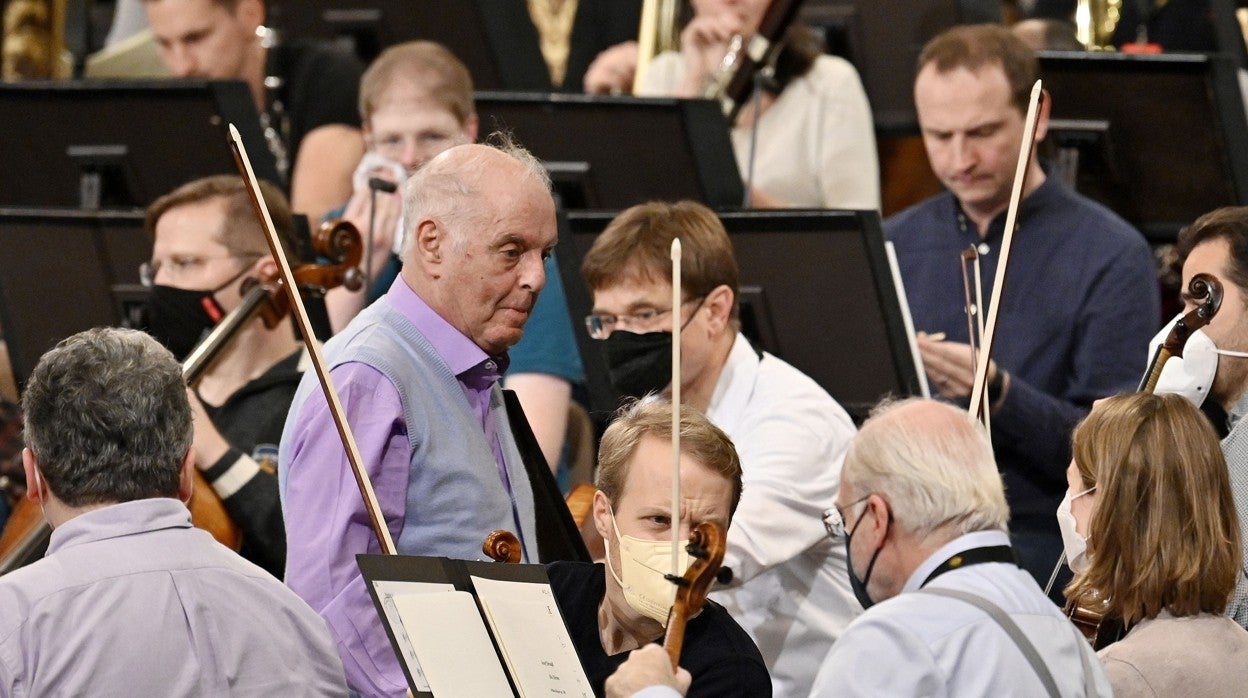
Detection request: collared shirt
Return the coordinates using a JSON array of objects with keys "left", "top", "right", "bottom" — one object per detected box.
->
[
  {"left": 886, "top": 178, "right": 1159, "bottom": 536},
  {"left": 704, "top": 333, "right": 859, "bottom": 697},
  {"left": 281, "top": 276, "right": 525, "bottom": 697},
  {"left": 0, "top": 498, "right": 346, "bottom": 696},
  {"left": 1220, "top": 390, "right": 1248, "bottom": 626},
  {"left": 810, "top": 530, "right": 1112, "bottom": 697}
]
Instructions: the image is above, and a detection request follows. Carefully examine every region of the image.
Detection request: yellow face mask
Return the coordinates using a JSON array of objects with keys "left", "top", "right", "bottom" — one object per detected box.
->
[{"left": 604, "top": 508, "right": 692, "bottom": 627}]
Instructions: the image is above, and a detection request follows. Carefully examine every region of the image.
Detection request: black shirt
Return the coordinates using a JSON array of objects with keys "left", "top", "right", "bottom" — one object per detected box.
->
[
  {"left": 200, "top": 349, "right": 303, "bottom": 577},
  {"left": 266, "top": 39, "right": 363, "bottom": 179},
  {"left": 546, "top": 560, "right": 772, "bottom": 698}
]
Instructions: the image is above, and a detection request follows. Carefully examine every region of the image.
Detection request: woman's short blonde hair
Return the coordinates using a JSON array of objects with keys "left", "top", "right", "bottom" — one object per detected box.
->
[{"left": 1065, "top": 392, "right": 1241, "bottom": 625}]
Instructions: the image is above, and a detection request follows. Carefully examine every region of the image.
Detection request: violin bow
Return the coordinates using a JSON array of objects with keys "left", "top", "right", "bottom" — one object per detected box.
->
[
  {"left": 670, "top": 239, "right": 683, "bottom": 580},
  {"left": 226, "top": 124, "right": 396, "bottom": 555},
  {"left": 968, "top": 80, "right": 1044, "bottom": 424}
]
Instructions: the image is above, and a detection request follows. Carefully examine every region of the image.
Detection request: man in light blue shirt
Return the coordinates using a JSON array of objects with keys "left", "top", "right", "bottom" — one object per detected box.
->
[
  {"left": 0, "top": 328, "right": 345, "bottom": 696},
  {"left": 812, "top": 399, "right": 1109, "bottom": 696}
]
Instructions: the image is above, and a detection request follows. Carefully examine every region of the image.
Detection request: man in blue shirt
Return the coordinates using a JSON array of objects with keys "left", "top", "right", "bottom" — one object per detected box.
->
[{"left": 886, "top": 24, "right": 1159, "bottom": 589}]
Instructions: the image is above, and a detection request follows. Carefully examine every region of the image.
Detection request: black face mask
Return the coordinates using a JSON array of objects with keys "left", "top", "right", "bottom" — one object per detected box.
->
[
  {"left": 845, "top": 503, "right": 887, "bottom": 610},
  {"left": 143, "top": 268, "right": 248, "bottom": 361},
  {"left": 601, "top": 330, "right": 672, "bottom": 399}
]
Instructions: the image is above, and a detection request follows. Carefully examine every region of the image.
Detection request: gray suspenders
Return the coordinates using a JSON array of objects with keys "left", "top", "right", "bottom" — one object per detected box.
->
[{"left": 920, "top": 587, "right": 1101, "bottom": 698}]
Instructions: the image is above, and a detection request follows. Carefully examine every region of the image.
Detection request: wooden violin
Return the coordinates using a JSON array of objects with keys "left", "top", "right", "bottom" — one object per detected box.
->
[
  {"left": 181, "top": 217, "right": 363, "bottom": 551},
  {"left": 662, "top": 521, "right": 729, "bottom": 669},
  {"left": 703, "top": 0, "right": 805, "bottom": 123},
  {"left": 1138, "top": 273, "right": 1222, "bottom": 393}
]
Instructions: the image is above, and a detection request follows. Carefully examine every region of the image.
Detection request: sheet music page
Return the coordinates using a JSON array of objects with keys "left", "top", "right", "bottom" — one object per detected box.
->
[
  {"left": 470, "top": 576, "right": 594, "bottom": 698},
  {"left": 391, "top": 590, "right": 515, "bottom": 697},
  {"left": 372, "top": 580, "right": 455, "bottom": 693}
]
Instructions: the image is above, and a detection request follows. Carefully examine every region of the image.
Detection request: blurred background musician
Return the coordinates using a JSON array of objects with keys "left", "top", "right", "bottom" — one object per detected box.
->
[
  {"left": 324, "top": 39, "right": 584, "bottom": 484},
  {"left": 581, "top": 201, "right": 858, "bottom": 697},
  {"left": 142, "top": 174, "right": 304, "bottom": 578},
  {"left": 323, "top": 40, "right": 479, "bottom": 332},
  {"left": 1063, "top": 392, "right": 1248, "bottom": 695},
  {"left": 142, "top": 0, "right": 365, "bottom": 223},
  {"left": 1173, "top": 206, "right": 1248, "bottom": 627},
  {"left": 886, "top": 24, "right": 1159, "bottom": 594},
  {"left": 547, "top": 399, "right": 770, "bottom": 697},
  {"left": 628, "top": 0, "right": 879, "bottom": 209},
  {"left": 0, "top": 328, "right": 345, "bottom": 696}
]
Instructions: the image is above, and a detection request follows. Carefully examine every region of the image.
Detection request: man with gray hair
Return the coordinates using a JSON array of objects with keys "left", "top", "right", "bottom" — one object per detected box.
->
[
  {"left": 0, "top": 328, "right": 345, "bottom": 696},
  {"left": 810, "top": 398, "right": 1110, "bottom": 696},
  {"left": 281, "top": 139, "right": 561, "bottom": 696}
]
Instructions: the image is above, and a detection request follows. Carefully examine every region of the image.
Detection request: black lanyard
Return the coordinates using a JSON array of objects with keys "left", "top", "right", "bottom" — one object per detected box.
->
[{"left": 921, "top": 545, "right": 1017, "bottom": 588}]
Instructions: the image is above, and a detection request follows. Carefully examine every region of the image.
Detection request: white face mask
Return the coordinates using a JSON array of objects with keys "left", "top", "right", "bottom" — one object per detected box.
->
[
  {"left": 604, "top": 509, "right": 691, "bottom": 627},
  {"left": 1056, "top": 486, "right": 1095, "bottom": 574},
  {"left": 1148, "top": 316, "right": 1248, "bottom": 407}
]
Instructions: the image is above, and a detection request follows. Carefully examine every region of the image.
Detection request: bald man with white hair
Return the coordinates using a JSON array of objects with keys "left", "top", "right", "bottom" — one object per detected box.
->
[
  {"left": 280, "top": 139, "right": 558, "bottom": 696},
  {"left": 810, "top": 399, "right": 1111, "bottom": 697}
]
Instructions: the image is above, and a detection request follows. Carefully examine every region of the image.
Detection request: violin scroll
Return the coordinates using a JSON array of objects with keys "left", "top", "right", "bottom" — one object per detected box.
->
[
  {"left": 482, "top": 529, "right": 522, "bottom": 564},
  {"left": 662, "top": 521, "right": 728, "bottom": 669},
  {"left": 1140, "top": 272, "right": 1223, "bottom": 392}
]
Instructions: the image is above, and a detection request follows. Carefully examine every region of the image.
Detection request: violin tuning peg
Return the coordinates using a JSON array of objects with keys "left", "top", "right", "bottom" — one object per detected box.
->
[{"left": 716, "top": 567, "right": 734, "bottom": 585}]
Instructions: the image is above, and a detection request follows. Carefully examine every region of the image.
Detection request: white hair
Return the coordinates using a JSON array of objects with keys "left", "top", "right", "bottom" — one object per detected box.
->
[{"left": 843, "top": 398, "right": 1009, "bottom": 539}]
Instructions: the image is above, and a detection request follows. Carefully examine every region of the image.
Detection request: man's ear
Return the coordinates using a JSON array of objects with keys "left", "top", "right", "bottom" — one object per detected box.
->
[
  {"left": 863, "top": 493, "right": 892, "bottom": 547},
  {"left": 411, "top": 218, "right": 444, "bottom": 271},
  {"left": 463, "top": 114, "right": 480, "bottom": 144},
  {"left": 235, "top": 0, "right": 265, "bottom": 30},
  {"left": 592, "top": 489, "right": 614, "bottom": 542},
  {"left": 253, "top": 255, "right": 277, "bottom": 279},
  {"left": 178, "top": 449, "right": 196, "bottom": 504},
  {"left": 702, "top": 284, "right": 735, "bottom": 336},
  {"left": 21, "top": 447, "right": 43, "bottom": 503}
]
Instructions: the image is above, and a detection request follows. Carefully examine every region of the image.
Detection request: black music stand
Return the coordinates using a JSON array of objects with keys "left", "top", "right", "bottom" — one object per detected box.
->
[
  {"left": 556, "top": 209, "right": 921, "bottom": 422},
  {"left": 800, "top": 0, "right": 975, "bottom": 133},
  {"left": 0, "top": 80, "right": 279, "bottom": 209},
  {"left": 476, "top": 92, "right": 744, "bottom": 210},
  {"left": 0, "top": 208, "right": 146, "bottom": 389},
  {"left": 1039, "top": 51, "right": 1248, "bottom": 243}
]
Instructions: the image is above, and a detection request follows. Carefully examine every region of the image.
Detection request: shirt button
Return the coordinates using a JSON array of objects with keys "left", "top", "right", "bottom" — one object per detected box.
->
[
  {"left": 977, "top": 243, "right": 990, "bottom": 255},
  {"left": 484, "top": 360, "right": 497, "bottom": 371}
]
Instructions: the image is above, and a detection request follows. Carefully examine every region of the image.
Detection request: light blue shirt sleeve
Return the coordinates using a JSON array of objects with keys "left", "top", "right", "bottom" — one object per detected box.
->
[{"left": 631, "top": 687, "right": 685, "bottom": 698}]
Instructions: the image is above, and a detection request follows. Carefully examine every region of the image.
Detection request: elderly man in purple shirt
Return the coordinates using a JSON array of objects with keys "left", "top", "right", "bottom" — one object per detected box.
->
[
  {"left": 0, "top": 327, "right": 346, "bottom": 696},
  {"left": 279, "top": 139, "right": 559, "bottom": 696}
]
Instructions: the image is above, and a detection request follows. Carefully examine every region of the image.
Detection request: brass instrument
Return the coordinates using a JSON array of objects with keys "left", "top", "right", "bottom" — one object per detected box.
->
[
  {"left": 1074, "top": 0, "right": 1123, "bottom": 50},
  {"left": 633, "top": 0, "right": 679, "bottom": 94},
  {"left": 2, "top": 0, "right": 67, "bottom": 81}
]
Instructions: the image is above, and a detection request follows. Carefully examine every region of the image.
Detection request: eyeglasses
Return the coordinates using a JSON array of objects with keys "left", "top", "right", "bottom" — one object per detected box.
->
[
  {"left": 585, "top": 296, "right": 705, "bottom": 340},
  {"left": 139, "top": 254, "right": 260, "bottom": 288},
  {"left": 369, "top": 131, "right": 464, "bottom": 161},
  {"left": 823, "top": 494, "right": 872, "bottom": 540}
]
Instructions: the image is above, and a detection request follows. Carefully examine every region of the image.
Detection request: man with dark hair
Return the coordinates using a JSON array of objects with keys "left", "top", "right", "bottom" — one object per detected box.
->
[
  {"left": 142, "top": 174, "right": 303, "bottom": 577},
  {"left": 0, "top": 328, "right": 345, "bottom": 696},
  {"left": 886, "top": 24, "right": 1159, "bottom": 589},
  {"left": 582, "top": 200, "right": 858, "bottom": 696},
  {"left": 1175, "top": 205, "right": 1248, "bottom": 626},
  {"left": 281, "top": 139, "right": 564, "bottom": 696},
  {"left": 143, "top": 0, "right": 364, "bottom": 223}
]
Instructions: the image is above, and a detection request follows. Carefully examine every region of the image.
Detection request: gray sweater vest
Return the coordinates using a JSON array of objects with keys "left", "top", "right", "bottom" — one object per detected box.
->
[{"left": 284, "top": 294, "right": 537, "bottom": 562}]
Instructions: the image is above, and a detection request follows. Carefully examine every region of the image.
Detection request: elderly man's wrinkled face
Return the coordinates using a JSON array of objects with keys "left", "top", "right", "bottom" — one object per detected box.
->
[{"left": 436, "top": 169, "right": 557, "bottom": 355}]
